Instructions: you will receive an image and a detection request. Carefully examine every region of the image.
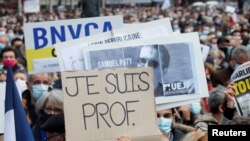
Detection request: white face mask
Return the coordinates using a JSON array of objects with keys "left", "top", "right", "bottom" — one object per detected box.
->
[
  {"left": 216, "top": 32, "right": 222, "bottom": 37},
  {"left": 0, "top": 81, "right": 6, "bottom": 86},
  {"left": 7, "top": 32, "right": 15, "bottom": 39},
  {"left": 211, "top": 44, "right": 218, "bottom": 50},
  {"left": 15, "top": 79, "right": 27, "bottom": 95}
]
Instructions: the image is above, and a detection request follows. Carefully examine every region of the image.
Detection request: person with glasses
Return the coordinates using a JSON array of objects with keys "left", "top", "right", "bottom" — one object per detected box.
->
[
  {"left": 41, "top": 113, "right": 65, "bottom": 141},
  {"left": 32, "top": 89, "right": 64, "bottom": 141},
  {"left": 41, "top": 113, "right": 133, "bottom": 141}
]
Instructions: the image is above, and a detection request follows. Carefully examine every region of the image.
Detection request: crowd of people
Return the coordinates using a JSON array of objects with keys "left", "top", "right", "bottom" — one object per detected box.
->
[{"left": 1, "top": 1, "right": 250, "bottom": 141}]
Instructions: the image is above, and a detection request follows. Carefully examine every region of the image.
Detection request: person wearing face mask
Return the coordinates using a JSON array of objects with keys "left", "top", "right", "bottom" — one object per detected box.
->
[
  {"left": 33, "top": 89, "right": 63, "bottom": 141},
  {"left": 217, "top": 37, "right": 230, "bottom": 59},
  {"left": 40, "top": 113, "right": 66, "bottom": 141},
  {"left": 23, "top": 73, "right": 51, "bottom": 128},
  {"left": 202, "top": 27, "right": 210, "bottom": 36},
  {"left": 0, "top": 47, "right": 21, "bottom": 73},
  {"left": 14, "top": 70, "right": 36, "bottom": 126},
  {"left": 211, "top": 46, "right": 250, "bottom": 87},
  {"left": 190, "top": 102, "right": 202, "bottom": 123},
  {"left": 40, "top": 113, "right": 133, "bottom": 141},
  {"left": 157, "top": 108, "right": 187, "bottom": 141},
  {"left": 14, "top": 70, "right": 28, "bottom": 97},
  {"left": 29, "top": 73, "right": 51, "bottom": 101},
  {"left": 0, "top": 35, "right": 9, "bottom": 51}
]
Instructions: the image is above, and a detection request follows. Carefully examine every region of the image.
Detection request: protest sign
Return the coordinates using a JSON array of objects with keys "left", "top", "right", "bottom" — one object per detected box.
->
[
  {"left": 0, "top": 82, "right": 6, "bottom": 133},
  {"left": 55, "top": 18, "right": 173, "bottom": 72},
  {"left": 230, "top": 61, "right": 250, "bottom": 116},
  {"left": 24, "top": 15, "right": 123, "bottom": 74},
  {"left": 83, "top": 32, "right": 208, "bottom": 105},
  {"left": 24, "top": 0, "right": 40, "bottom": 13},
  {"left": 61, "top": 67, "right": 161, "bottom": 141}
]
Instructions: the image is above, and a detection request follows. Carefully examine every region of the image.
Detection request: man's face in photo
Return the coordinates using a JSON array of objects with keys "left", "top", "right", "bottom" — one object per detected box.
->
[
  {"left": 137, "top": 45, "right": 162, "bottom": 92},
  {"left": 138, "top": 46, "right": 159, "bottom": 68}
]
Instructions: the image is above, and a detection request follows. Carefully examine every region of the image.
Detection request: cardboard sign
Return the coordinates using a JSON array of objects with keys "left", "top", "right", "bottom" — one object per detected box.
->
[
  {"left": 230, "top": 61, "right": 250, "bottom": 116},
  {"left": 24, "top": 15, "right": 123, "bottom": 74},
  {"left": 61, "top": 67, "right": 161, "bottom": 141},
  {"left": 55, "top": 18, "right": 173, "bottom": 72},
  {"left": 24, "top": 0, "right": 40, "bottom": 13},
  {"left": 83, "top": 33, "right": 208, "bottom": 106}
]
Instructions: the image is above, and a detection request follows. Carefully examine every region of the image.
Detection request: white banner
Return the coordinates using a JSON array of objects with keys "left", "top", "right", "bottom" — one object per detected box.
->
[{"left": 24, "top": 0, "right": 40, "bottom": 13}]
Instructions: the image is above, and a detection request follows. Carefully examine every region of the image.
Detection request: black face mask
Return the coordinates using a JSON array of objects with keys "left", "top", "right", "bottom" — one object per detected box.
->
[
  {"left": 219, "top": 48, "right": 227, "bottom": 55},
  {"left": 18, "top": 30, "right": 23, "bottom": 35},
  {"left": 40, "top": 112, "right": 54, "bottom": 124}
]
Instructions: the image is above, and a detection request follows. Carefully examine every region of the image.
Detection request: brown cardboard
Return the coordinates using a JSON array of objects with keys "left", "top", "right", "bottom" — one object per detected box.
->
[
  {"left": 61, "top": 67, "right": 161, "bottom": 141},
  {"left": 0, "top": 135, "right": 3, "bottom": 141}
]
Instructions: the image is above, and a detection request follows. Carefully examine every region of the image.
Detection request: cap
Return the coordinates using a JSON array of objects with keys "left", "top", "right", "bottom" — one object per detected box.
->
[{"left": 40, "top": 113, "right": 65, "bottom": 133}]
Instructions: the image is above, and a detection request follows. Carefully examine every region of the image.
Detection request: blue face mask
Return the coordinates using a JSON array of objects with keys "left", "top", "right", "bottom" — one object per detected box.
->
[
  {"left": 32, "top": 84, "right": 49, "bottom": 100},
  {"left": 157, "top": 117, "right": 172, "bottom": 134},
  {"left": 190, "top": 103, "right": 202, "bottom": 115},
  {"left": 202, "top": 30, "right": 209, "bottom": 35},
  {"left": 227, "top": 46, "right": 233, "bottom": 55},
  {"left": 0, "top": 43, "right": 5, "bottom": 50},
  {"left": 246, "top": 44, "right": 250, "bottom": 50}
]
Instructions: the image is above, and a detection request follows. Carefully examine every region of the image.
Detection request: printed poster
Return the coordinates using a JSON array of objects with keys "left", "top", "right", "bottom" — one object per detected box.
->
[
  {"left": 83, "top": 32, "right": 208, "bottom": 105},
  {"left": 55, "top": 18, "right": 173, "bottom": 72},
  {"left": 230, "top": 61, "right": 250, "bottom": 116}
]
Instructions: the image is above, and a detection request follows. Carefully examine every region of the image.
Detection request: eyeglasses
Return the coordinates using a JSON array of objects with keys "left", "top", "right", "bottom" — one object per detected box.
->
[
  {"left": 43, "top": 107, "right": 63, "bottom": 115},
  {"left": 45, "top": 133, "right": 64, "bottom": 141}
]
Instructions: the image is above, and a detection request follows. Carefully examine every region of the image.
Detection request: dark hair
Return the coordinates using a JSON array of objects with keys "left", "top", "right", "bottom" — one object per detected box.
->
[
  {"left": 217, "top": 37, "right": 229, "bottom": 45},
  {"left": 0, "top": 47, "right": 17, "bottom": 61},
  {"left": 138, "top": 45, "right": 170, "bottom": 70},
  {"left": 158, "top": 45, "right": 170, "bottom": 70},
  {"left": 14, "top": 70, "right": 28, "bottom": 78},
  {"left": 242, "top": 36, "right": 249, "bottom": 46},
  {"left": 11, "top": 37, "right": 23, "bottom": 46}
]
